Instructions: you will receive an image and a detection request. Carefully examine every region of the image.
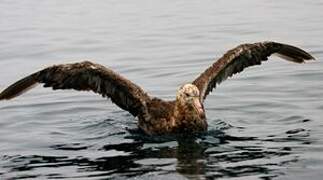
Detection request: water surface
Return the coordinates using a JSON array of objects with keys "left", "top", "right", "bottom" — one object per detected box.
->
[{"left": 0, "top": 0, "right": 323, "bottom": 179}]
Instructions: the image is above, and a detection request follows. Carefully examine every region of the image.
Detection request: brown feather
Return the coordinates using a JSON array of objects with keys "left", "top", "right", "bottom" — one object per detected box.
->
[
  {"left": 192, "top": 41, "right": 315, "bottom": 102},
  {"left": 0, "top": 61, "right": 151, "bottom": 117},
  {"left": 0, "top": 73, "right": 38, "bottom": 100}
]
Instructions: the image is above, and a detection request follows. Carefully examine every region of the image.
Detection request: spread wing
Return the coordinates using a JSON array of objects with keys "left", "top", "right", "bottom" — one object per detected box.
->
[
  {"left": 192, "top": 41, "right": 315, "bottom": 102},
  {"left": 0, "top": 61, "right": 151, "bottom": 117}
]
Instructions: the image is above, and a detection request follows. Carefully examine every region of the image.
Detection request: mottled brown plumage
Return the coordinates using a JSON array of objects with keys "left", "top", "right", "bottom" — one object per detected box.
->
[
  {"left": 0, "top": 41, "right": 315, "bottom": 135},
  {"left": 192, "top": 42, "right": 314, "bottom": 102}
]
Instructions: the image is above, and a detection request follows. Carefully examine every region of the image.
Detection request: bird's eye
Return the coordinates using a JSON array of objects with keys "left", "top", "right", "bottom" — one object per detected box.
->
[{"left": 185, "top": 92, "right": 190, "bottom": 97}]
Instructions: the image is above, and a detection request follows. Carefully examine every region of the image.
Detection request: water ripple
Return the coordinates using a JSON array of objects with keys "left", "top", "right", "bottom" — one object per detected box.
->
[{"left": 1, "top": 0, "right": 323, "bottom": 179}]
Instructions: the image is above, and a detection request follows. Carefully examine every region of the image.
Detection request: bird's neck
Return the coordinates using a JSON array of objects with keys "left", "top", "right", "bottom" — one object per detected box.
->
[
  {"left": 173, "top": 100, "right": 207, "bottom": 131},
  {"left": 174, "top": 101, "right": 196, "bottom": 118}
]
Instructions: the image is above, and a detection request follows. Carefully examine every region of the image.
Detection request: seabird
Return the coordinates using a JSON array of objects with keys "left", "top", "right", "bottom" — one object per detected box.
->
[{"left": 0, "top": 42, "right": 315, "bottom": 135}]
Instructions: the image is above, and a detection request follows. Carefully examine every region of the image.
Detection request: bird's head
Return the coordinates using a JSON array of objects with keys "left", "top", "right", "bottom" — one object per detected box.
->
[{"left": 176, "top": 84, "right": 204, "bottom": 115}]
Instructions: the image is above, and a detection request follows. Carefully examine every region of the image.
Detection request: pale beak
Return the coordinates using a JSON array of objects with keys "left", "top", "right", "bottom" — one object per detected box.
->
[{"left": 193, "top": 97, "right": 204, "bottom": 115}]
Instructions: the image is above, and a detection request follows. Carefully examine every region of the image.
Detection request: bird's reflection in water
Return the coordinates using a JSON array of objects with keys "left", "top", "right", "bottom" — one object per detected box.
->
[{"left": 1, "top": 125, "right": 311, "bottom": 180}]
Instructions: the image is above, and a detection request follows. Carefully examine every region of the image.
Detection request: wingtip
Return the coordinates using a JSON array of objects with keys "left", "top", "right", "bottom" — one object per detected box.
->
[
  {"left": 303, "top": 50, "right": 316, "bottom": 61},
  {"left": 0, "top": 74, "right": 39, "bottom": 101},
  {"left": 275, "top": 43, "right": 316, "bottom": 64},
  {"left": 308, "top": 54, "right": 316, "bottom": 60},
  {"left": 0, "top": 88, "right": 8, "bottom": 100},
  {"left": 301, "top": 54, "right": 315, "bottom": 63},
  {"left": 303, "top": 55, "right": 315, "bottom": 63},
  {"left": 0, "top": 91, "right": 11, "bottom": 101}
]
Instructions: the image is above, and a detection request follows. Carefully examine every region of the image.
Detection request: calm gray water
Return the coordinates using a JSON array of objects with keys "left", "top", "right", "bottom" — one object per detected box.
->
[{"left": 0, "top": 0, "right": 323, "bottom": 179}]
